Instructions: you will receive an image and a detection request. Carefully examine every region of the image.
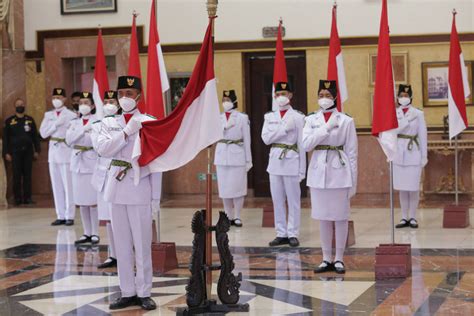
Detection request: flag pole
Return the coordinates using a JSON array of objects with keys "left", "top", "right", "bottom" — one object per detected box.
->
[
  {"left": 455, "top": 135, "right": 459, "bottom": 205},
  {"left": 389, "top": 161, "right": 395, "bottom": 244},
  {"left": 205, "top": 0, "right": 217, "bottom": 301}
]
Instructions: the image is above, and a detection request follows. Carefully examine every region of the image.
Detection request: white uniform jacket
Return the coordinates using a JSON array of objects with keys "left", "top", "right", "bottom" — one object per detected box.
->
[
  {"left": 302, "top": 111, "right": 358, "bottom": 189},
  {"left": 39, "top": 107, "right": 77, "bottom": 164},
  {"left": 90, "top": 119, "right": 111, "bottom": 193},
  {"left": 261, "top": 107, "right": 306, "bottom": 177},
  {"left": 65, "top": 115, "right": 98, "bottom": 174},
  {"left": 96, "top": 112, "right": 161, "bottom": 205},
  {"left": 214, "top": 110, "right": 252, "bottom": 167},
  {"left": 393, "top": 106, "right": 428, "bottom": 167}
]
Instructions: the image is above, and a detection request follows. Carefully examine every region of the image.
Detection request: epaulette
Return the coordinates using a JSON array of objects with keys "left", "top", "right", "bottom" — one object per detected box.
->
[
  {"left": 72, "top": 117, "right": 80, "bottom": 121},
  {"left": 307, "top": 111, "right": 317, "bottom": 116},
  {"left": 265, "top": 110, "right": 274, "bottom": 115},
  {"left": 341, "top": 112, "right": 352, "bottom": 118},
  {"left": 92, "top": 120, "right": 101, "bottom": 124},
  {"left": 294, "top": 109, "right": 305, "bottom": 116},
  {"left": 104, "top": 114, "right": 116, "bottom": 118},
  {"left": 146, "top": 114, "right": 157, "bottom": 119}
]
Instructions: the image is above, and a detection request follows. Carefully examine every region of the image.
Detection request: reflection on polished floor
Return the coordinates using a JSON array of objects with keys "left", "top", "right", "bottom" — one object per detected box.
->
[{"left": 1, "top": 204, "right": 474, "bottom": 315}]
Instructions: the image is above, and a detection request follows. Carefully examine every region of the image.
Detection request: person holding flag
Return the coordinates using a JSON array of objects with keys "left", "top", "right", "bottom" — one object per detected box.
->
[
  {"left": 262, "top": 82, "right": 306, "bottom": 248},
  {"left": 393, "top": 85, "right": 427, "bottom": 229},
  {"left": 96, "top": 76, "right": 161, "bottom": 311},
  {"left": 303, "top": 80, "right": 358, "bottom": 274},
  {"left": 214, "top": 90, "right": 252, "bottom": 227}
]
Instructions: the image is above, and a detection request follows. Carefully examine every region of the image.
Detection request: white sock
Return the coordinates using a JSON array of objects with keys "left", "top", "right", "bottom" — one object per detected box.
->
[
  {"left": 90, "top": 206, "right": 99, "bottom": 236},
  {"left": 334, "top": 220, "right": 349, "bottom": 262},
  {"left": 399, "top": 191, "right": 410, "bottom": 220},
  {"left": 80, "top": 206, "right": 91, "bottom": 236},
  {"left": 106, "top": 222, "right": 116, "bottom": 258},
  {"left": 319, "top": 220, "right": 333, "bottom": 262},
  {"left": 222, "top": 198, "right": 234, "bottom": 219},
  {"left": 233, "top": 197, "right": 244, "bottom": 219},
  {"left": 409, "top": 191, "right": 420, "bottom": 219}
]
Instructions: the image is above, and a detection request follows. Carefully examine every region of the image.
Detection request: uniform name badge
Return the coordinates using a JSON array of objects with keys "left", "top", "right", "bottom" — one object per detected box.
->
[
  {"left": 115, "top": 170, "right": 127, "bottom": 181},
  {"left": 24, "top": 122, "right": 31, "bottom": 132}
]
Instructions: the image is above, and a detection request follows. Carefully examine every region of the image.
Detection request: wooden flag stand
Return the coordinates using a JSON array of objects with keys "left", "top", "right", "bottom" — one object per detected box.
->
[
  {"left": 443, "top": 135, "right": 470, "bottom": 228},
  {"left": 177, "top": 3, "right": 249, "bottom": 314},
  {"left": 374, "top": 162, "right": 412, "bottom": 280}
]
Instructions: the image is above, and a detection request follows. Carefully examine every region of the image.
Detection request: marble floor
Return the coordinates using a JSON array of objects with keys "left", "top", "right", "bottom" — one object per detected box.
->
[{"left": 1, "top": 202, "right": 474, "bottom": 315}]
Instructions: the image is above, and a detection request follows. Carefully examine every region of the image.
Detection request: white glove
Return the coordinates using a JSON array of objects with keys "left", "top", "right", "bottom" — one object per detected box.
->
[
  {"left": 349, "top": 186, "right": 357, "bottom": 199},
  {"left": 421, "top": 157, "right": 428, "bottom": 167},
  {"left": 54, "top": 116, "right": 66, "bottom": 128},
  {"left": 123, "top": 118, "right": 142, "bottom": 136},
  {"left": 152, "top": 199, "right": 161, "bottom": 217},
  {"left": 246, "top": 161, "right": 253, "bottom": 172},
  {"left": 284, "top": 117, "right": 296, "bottom": 132},
  {"left": 326, "top": 114, "right": 339, "bottom": 131},
  {"left": 299, "top": 173, "right": 306, "bottom": 182}
]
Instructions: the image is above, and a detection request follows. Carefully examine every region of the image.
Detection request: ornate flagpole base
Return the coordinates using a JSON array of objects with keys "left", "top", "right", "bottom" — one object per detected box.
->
[
  {"left": 443, "top": 204, "right": 470, "bottom": 228},
  {"left": 177, "top": 210, "right": 249, "bottom": 315}
]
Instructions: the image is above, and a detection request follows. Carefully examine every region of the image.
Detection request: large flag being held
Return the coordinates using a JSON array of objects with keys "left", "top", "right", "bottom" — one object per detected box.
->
[
  {"left": 371, "top": 0, "right": 399, "bottom": 161},
  {"left": 128, "top": 13, "right": 146, "bottom": 112},
  {"left": 92, "top": 29, "right": 109, "bottom": 119},
  {"left": 133, "top": 19, "right": 222, "bottom": 172},
  {"left": 327, "top": 4, "right": 348, "bottom": 112},
  {"left": 272, "top": 20, "right": 288, "bottom": 111},
  {"left": 146, "top": 0, "right": 169, "bottom": 119},
  {"left": 448, "top": 10, "right": 470, "bottom": 139}
]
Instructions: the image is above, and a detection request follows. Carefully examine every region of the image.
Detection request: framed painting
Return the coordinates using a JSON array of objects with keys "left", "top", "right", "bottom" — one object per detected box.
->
[
  {"left": 60, "top": 0, "right": 117, "bottom": 15},
  {"left": 369, "top": 52, "right": 408, "bottom": 86},
  {"left": 422, "top": 61, "right": 473, "bottom": 107},
  {"left": 165, "top": 73, "right": 192, "bottom": 115}
]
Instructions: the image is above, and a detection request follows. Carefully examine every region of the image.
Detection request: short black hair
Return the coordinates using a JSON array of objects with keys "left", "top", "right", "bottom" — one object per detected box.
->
[{"left": 71, "top": 91, "right": 82, "bottom": 99}]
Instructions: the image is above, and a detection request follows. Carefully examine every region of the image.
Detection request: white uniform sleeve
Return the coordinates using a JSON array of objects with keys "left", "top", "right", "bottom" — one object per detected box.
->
[
  {"left": 297, "top": 115, "right": 307, "bottom": 176},
  {"left": 242, "top": 115, "right": 252, "bottom": 164},
  {"left": 261, "top": 114, "right": 287, "bottom": 145},
  {"left": 345, "top": 119, "right": 358, "bottom": 189},
  {"left": 39, "top": 112, "right": 56, "bottom": 138},
  {"left": 65, "top": 121, "right": 84, "bottom": 146},
  {"left": 302, "top": 116, "right": 330, "bottom": 152},
  {"left": 96, "top": 122, "right": 127, "bottom": 158},
  {"left": 90, "top": 123, "right": 101, "bottom": 151},
  {"left": 151, "top": 172, "right": 163, "bottom": 201},
  {"left": 418, "top": 112, "right": 428, "bottom": 161}
]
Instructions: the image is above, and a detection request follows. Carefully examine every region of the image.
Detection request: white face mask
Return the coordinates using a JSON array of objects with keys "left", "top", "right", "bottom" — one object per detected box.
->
[
  {"left": 223, "top": 101, "right": 234, "bottom": 112},
  {"left": 398, "top": 97, "right": 411, "bottom": 106},
  {"left": 103, "top": 103, "right": 118, "bottom": 116},
  {"left": 276, "top": 96, "right": 289, "bottom": 107},
  {"left": 78, "top": 104, "right": 91, "bottom": 116},
  {"left": 52, "top": 99, "right": 63, "bottom": 109},
  {"left": 318, "top": 98, "right": 334, "bottom": 110},
  {"left": 119, "top": 96, "right": 137, "bottom": 113}
]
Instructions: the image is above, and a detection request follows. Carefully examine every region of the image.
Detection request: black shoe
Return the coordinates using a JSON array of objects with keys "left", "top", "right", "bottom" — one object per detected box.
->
[
  {"left": 91, "top": 235, "right": 100, "bottom": 245},
  {"left": 138, "top": 297, "right": 157, "bottom": 310},
  {"left": 233, "top": 218, "right": 243, "bottom": 227},
  {"left": 333, "top": 261, "right": 346, "bottom": 274},
  {"left": 23, "top": 199, "right": 35, "bottom": 205},
  {"left": 65, "top": 220, "right": 74, "bottom": 226},
  {"left": 268, "top": 237, "right": 289, "bottom": 247},
  {"left": 14, "top": 199, "right": 22, "bottom": 206},
  {"left": 395, "top": 219, "right": 409, "bottom": 229},
  {"left": 314, "top": 261, "right": 333, "bottom": 273},
  {"left": 409, "top": 218, "right": 419, "bottom": 229},
  {"left": 98, "top": 257, "right": 117, "bottom": 269},
  {"left": 109, "top": 296, "right": 139, "bottom": 310},
  {"left": 51, "top": 219, "right": 66, "bottom": 226},
  {"left": 74, "top": 235, "right": 91, "bottom": 245},
  {"left": 289, "top": 237, "right": 300, "bottom": 247}
]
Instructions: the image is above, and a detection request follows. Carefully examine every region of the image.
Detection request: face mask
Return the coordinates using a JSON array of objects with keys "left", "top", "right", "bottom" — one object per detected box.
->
[
  {"left": 318, "top": 98, "right": 334, "bottom": 110},
  {"left": 223, "top": 101, "right": 234, "bottom": 112},
  {"left": 398, "top": 97, "right": 411, "bottom": 106},
  {"left": 78, "top": 104, "right": 91, "bottom": 116},
  {"left": 276, "top": 96, "right": 289, "bottom": 107},
  {"left": 119, "top": 96, "right": 137, "bottom": 113},
  {"left": 15, "top": 106, "right": 25, "bottom": 114},
  {"left": 52, "top": 99, "right": 63, "bottom": 109},
  {"left": 103, "top": 103, "right": 118, "bottom": 116}
]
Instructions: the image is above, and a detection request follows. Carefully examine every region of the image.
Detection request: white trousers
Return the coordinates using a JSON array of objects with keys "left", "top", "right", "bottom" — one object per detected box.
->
[
  {"left": 111, "top": 203, "right": 153, "bottom": 298},
  {"left": 49, "top": 163, "right": 75, "bottom": 220},
  {"left": 222, "top": 196, "right": 245, "bottom": 220},
  {"left": 106, "top": 222, "right": 116, "bottom": 259},
  {"left": 399, "top": 190, "right": 420, "bottom": 220},
  {"left": 269, "top": 175, "right": 301, "bottom": 238},
  {"left": 79, "top": 206, "right": 99, "bottom": 236}
]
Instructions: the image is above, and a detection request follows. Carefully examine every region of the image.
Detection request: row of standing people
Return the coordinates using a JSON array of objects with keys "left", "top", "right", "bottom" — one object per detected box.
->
[{"left": 215, "top": 80, "right": 427, "bottom": 275}]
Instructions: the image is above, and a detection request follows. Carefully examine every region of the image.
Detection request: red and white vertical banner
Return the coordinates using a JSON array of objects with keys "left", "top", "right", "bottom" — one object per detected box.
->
[
  {"left": 448, "top": 10, "right": 470, "bottom": 139},
  {"left": 272, "top": 19, "right": 288, "bottom": 111},
  {"left": 327, "top": 4, "right": 348, "bottom": 112},
  {"left": 92, "top": 28, "right": 109, "bottom": 119}
]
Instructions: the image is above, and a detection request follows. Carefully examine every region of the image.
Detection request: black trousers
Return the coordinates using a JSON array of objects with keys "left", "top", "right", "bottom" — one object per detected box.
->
[{"left": 11, "top": 148, "right": 33, "bottom": 202}]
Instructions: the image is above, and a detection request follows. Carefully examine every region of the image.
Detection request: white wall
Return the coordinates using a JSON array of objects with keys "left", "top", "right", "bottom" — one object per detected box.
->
[{"left": 24, "top": 0, "right": 474, "bottom": 51}]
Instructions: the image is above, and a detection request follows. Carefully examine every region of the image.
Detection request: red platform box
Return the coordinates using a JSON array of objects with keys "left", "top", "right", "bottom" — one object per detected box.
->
[
  {"left": 262, "top": 206, "right": 275, "bottom": 227},
  {"left": 99, "top": 220, "right": 108, "bottom": 227},
  {"left": 443, "top": 204, "right": 470, "bottom": 228},
  {"left": 152, "top": 242, "right": 179, "bottom": 273},
  {"left": 332, "top": 220, "right": 355, "bottom": 248},
  {"left": 375, "top": 243, "right": 411, "bottom": 280}
]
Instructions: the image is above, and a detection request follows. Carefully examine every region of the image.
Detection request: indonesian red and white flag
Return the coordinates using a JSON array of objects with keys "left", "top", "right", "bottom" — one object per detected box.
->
[
  {"left": 128, "top": 13, "right": 146, "bottom": 112},
  {"left": 272, "top": 20, "right": 288, "bottom": 111},
  {"left": 371, "top": 0, "right": 399, "bottom": 161},
  {"left": 92, "top": 29, "right": 109, "bottom": 119},
  {"left": 146, "top": 0, "right": 169, "bottom": 119},
  {"left": 132, "top": 19, "right": 222, "bottom": 173},
  {"left": 448, "top": 11, "right": 470, "bottom": 139},
  {"left": 327, "top": 5, "right": 348, "bottom": 112}
]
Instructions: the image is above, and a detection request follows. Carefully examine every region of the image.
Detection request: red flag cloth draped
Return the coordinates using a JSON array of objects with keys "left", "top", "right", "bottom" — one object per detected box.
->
[
  {"left": 371, "top": 0, "right": 398, "bottom": 161},
  {"left": 128, "top": 14, "right": 146, "bottom": 112},
  {"left": 272, "top": 20, "right": 288, "bottom": 111},
  {"left": 134, "top": 19, "right": 222, "bottom": 171},
  {"left": 92, "top": 29, "right": 109, "bottom": 119},
  {"left": 448, "top": 12, "right": 470, "bottom": 139},
  {"left": 327, "top": 5, "right": 348, "bottom": 111}
]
